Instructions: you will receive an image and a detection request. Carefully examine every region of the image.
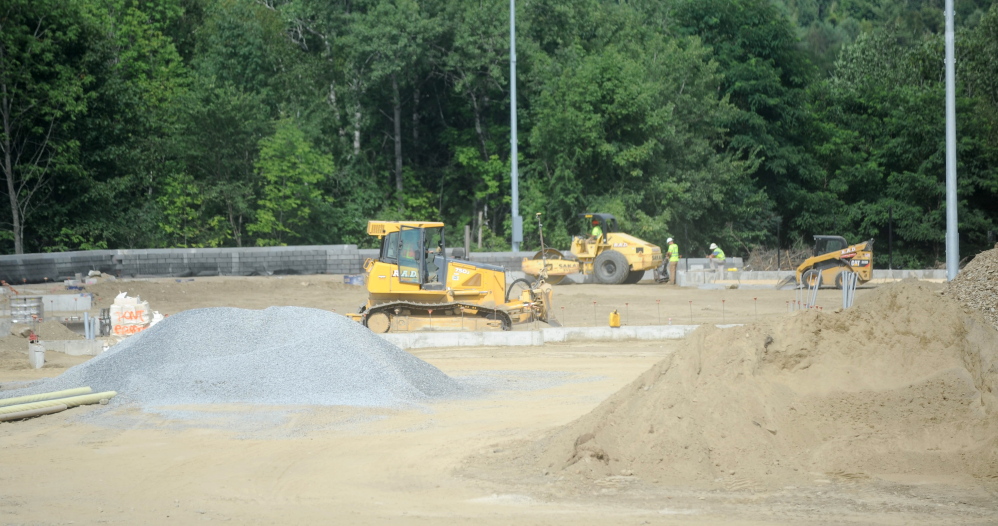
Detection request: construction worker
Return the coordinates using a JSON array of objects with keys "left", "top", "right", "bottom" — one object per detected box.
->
[
  {"left": 587, "top": 219, "right": 603, "bottom": 244},
  {"left": 708, "top": 243, "right": 725, "bottom": 272},
  {"left": 666, "top": 237, "right": 679, "bottom": 285}
]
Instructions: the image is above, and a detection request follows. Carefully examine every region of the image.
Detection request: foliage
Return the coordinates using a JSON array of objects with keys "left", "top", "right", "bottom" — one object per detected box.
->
[
  {"left": 0, "top": 0, "right": 994, "bottom": 269},
  {"left": 247, "top": 119, "right": 334, "bottom": 246}
]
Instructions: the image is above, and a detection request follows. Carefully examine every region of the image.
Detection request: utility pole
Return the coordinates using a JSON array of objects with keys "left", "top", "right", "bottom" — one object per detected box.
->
[
  {"left": 945, "top": 0, "right": 959, "bottom": 280},
  {"left": 509, "top": 0, "right": 523, "bottom": 252}
]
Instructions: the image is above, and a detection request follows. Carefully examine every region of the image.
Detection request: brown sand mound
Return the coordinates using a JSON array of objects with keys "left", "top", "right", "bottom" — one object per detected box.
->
[
  {"left": 7, "top": 320, "right": 82, "bottom": 340},
  {"left": 524, "top": 279, "right": 998, "bottom": 489},
  {"left": 946, "top": 247, "right": 998, "bottom": 331}
]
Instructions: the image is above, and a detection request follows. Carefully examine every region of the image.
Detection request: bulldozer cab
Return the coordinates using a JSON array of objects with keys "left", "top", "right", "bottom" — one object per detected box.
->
[
  {"left": 378, "top": 224, "right": 447, "bottom": 289},
  {"left": 812, "top": 235, "right": 849, "bottom": 257}
]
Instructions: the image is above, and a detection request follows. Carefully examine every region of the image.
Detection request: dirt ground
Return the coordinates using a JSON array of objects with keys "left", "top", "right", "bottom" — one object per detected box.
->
[{"left": 1, "top": 274, "right": 994, "bottom": 525}]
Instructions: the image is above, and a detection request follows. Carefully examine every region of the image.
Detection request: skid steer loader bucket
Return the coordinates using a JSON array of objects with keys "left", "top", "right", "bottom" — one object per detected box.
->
[{"left": 775, "top": 275, "right": 798, "bottom": 290}]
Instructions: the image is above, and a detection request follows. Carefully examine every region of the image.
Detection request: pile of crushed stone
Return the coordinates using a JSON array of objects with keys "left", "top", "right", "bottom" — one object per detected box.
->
[
  {"left": 2, "top": 307, "right": 466, "bottom": 408},
  {"left": 506, "top": 279, "right": 998, "bottom": 490},
  {"left": 946, "top": 246, "right": 998, "bottom": 331}
]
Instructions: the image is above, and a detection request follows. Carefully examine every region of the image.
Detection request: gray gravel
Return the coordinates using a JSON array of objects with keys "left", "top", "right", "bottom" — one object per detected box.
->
[
  {"left": 1, "top": 306, "right": 468, "bottom": 409},
  {"left": 946, "top": 246, "right": 998, "bottom": 331}
]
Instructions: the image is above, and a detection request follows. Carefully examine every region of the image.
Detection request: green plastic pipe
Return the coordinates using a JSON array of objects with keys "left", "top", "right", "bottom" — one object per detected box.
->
[
  {"left": 0, "top": 404, "right": 68, "bottom": 422},
  {"left": 0, "top": 391, "right": 117, "bottom": 416},
  {"left": 0, "top": 387, "right": 93, "bottom": 408}
]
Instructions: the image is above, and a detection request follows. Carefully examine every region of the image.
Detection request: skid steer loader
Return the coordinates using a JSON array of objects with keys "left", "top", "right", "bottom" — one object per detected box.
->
[
  {"left": 776, "top": 235, "right": 874, "bottom": 289},
  {"left": 346, "top": 220, "right": 557, "bottom": 333},
  {"left": 521, "top": 213, "right": 662, "bottom": 285}
]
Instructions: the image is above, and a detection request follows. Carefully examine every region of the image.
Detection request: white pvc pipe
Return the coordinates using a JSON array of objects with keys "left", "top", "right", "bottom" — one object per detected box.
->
[
  {"left": 0, "top": 387, "right": 93, "bottom": 407},
  {"left": 0, "top": 404, "right": 68, "bottom": 422},
  {"left": 0, "top": 391, "right": 116, "bottom": 415}
]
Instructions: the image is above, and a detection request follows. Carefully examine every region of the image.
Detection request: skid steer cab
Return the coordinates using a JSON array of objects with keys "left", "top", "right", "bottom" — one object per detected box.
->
[
  {"left": 346, "top": 220, "right": 556, "bottom": 333},
  {"left": 779, "top": 235, "right": 874, "bottom": 289}
]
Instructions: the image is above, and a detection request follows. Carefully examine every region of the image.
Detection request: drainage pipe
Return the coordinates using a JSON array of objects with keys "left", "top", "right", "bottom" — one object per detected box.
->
[
  {"left": 0, "top": 387, "right": 93, "bottom": 408},
  {"left": 0, "top": 391, "right": 117, "bottom": 416},
  {"left": 0, "top": 404, "right": 68, "bottom": 422}
]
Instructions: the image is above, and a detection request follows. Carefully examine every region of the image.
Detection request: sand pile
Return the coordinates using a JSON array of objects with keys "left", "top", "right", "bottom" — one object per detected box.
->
[
  {"left": 946, "top": 246, "right": 998, "bottom": 331},
  {"left": 523, "top": 280, "right": 998, "bottom": 489},
  {"left": 2, "top": 306, "right": 466, "bottom": 408},
  {"left": 7, "top": 320, "right": 81, "bottom": 340}
]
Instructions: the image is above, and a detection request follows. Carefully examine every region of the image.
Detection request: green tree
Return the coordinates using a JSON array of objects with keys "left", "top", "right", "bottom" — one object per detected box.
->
[
  {"left": 248, "top": 119, "right": 334, "bottom": 246},
  {"left": 158, "top": 172, "right": 229, "bottom": 247},
  {"left": 0, "top": 0, "right": 99, "bottom": 254}
]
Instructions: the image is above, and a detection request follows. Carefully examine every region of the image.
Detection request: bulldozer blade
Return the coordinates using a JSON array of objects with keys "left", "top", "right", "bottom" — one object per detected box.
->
[
  {"left": 775, "top": 275, "right": 797, "bottom": 290},
  {"left": 535, "top": 282, "right": 557, "bottom": 325}
]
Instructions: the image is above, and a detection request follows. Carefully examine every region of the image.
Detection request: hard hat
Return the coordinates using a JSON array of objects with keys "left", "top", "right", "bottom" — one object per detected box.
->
[
  {"left": 667, "top": 237, "right": 673, "bottom": 243},
  {"left": 710, "top": 243, "right": 717, "bottom": 249},
  {"left": 592, "top": 219, "right": 599, "bottom": 225}
]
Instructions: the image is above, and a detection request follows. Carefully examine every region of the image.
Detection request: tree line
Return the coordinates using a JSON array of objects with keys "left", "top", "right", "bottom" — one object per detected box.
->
[{"left": 2, "top": 0, "right": 996, "bottom": 268}]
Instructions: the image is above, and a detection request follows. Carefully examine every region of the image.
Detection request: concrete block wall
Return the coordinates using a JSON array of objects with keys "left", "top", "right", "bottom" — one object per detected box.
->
[
  {"left": 0, "top": 246, "right": 945, "bottom": 284},
  {"left": 115, "top": 245, "right": 358, "bottom": 277},
  {"left": 0, "top": 246, "right": 535, "bottom": 283}
]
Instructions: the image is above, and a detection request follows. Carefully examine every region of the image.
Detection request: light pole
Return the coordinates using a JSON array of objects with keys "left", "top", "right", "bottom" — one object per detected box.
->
[
  {"left": 945, "top": 0, "right": 959, "bottom": 280},
  {"left": 509, "top": 0, "right": 522, "bottom": 251}
]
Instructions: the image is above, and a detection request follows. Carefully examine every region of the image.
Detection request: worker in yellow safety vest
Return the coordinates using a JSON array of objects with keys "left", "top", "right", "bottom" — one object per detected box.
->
[
  {"left": 666, "top": 237, "right": 679, "bottom": 285},
  {"left": 708, "top": 243, "right": 726, "bottom": 272},
  {"left": 587, "top": 219, "right": 603, "bottom": 244}
]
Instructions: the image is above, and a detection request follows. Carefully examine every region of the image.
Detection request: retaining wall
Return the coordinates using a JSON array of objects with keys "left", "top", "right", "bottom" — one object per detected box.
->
[
  {"left": 0, "top": 246, "right": 538, "bottom": 283},
  {"left": 0, "top": 246, "right": 945, "bottom": 284}
]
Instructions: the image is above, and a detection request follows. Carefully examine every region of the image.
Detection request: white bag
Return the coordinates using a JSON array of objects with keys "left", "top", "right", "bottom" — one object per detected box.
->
[{"left": 109, "top": 292, "right": 152, "bottom": 336}]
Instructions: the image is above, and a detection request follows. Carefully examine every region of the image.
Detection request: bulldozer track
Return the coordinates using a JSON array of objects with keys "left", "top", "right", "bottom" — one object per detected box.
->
[{"left": 364, "top": 300, "right": 513, "bottom": 332}]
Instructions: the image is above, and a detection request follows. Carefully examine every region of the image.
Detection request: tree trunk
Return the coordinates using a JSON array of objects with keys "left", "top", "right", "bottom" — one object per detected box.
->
[
  {"left": 392, "top": 74, "right": 403, "bottom": 212},
  {"left": 227, "top": 202, "right": 242, "bottom": 248},
  {"left": 1, "top": 84, "right": 23, "bottom": 254},
  {"left": 412, "top": 85, "right": 420, "bottom": 148},
  {"left": 469, "top": 91, "right": 489, "bottom": 160},
  {"left": 353, "top": 105, "right": 361, "bottom": 157}
]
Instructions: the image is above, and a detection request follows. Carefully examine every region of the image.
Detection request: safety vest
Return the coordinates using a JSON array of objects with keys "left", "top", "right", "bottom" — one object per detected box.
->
[
  {"left": 668, "top": 243, "right": 679, "bottom": 262},
  {"left": 713, "top": 248, "right": 725, "bottom": 261},
  {"left": 591, "top": 225, "right": 602, "bottom": 238}
]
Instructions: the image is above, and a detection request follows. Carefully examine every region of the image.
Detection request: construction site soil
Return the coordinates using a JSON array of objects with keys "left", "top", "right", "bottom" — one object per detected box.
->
[{"left": 1, "top": 268, "right": 996, "bottom": 525}]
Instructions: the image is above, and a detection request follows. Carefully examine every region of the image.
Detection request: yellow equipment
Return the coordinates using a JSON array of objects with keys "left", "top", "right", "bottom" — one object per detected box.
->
[
  {"left": 347, "top": 220, "right": 557, "bottom": 333},
  {"left": 521, "top": 213, "right": 663, "bottom": 285},
  {"left": 780, "top": 235, "right": 874, "bottom": 289},
  {"left": 608, "top": 309, "right": 621, "bottom": 328}
]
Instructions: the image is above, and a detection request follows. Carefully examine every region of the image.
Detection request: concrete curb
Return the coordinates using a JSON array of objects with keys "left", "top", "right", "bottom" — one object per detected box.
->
[{"left": 379, "top": 324, "right": 731, "bottom": 349}]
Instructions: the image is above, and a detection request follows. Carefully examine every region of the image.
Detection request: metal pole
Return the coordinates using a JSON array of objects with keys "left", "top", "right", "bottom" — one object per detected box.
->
[
  {"left": 464, "top": 225, "right": 471, "bottom": 261},
  {"left": 945, "top": 0, "right": 959, "bottom": 280},
  {"left": 509, "top": 0, "right": 522, "bottom": 252},
  {"left": 776, "top": 220, "right": 781, "bottom": 272},
  {"left": 887, "top": 206, "right": 894, "bottom": 270}
]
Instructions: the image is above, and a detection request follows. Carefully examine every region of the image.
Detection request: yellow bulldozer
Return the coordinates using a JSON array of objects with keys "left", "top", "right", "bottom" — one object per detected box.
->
[
  {"left": 521, "top": 213, "right": 663, "bottom": 285},
  {"left": 346, "top": 220, "right": 556, "bottom": 332},
  {"left": 777, "top": 235, "right": 875, "bottom": 289}
]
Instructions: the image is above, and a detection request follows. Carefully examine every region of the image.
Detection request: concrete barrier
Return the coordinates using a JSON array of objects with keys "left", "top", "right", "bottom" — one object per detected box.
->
[
  {"left": 40, "top": 340, "right": 105, "bottom": 356},
  {"left": 379, "top": 324, "right": 707, "bottom": 349}
]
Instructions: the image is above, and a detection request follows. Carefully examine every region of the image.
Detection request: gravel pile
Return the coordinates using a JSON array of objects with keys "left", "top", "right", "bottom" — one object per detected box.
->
[
  {"left": 946, "top": 246, "right": 998, "bottom": 330},
  {"left": 2, "top": 307, "right": 467, "bottom": 408}
]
